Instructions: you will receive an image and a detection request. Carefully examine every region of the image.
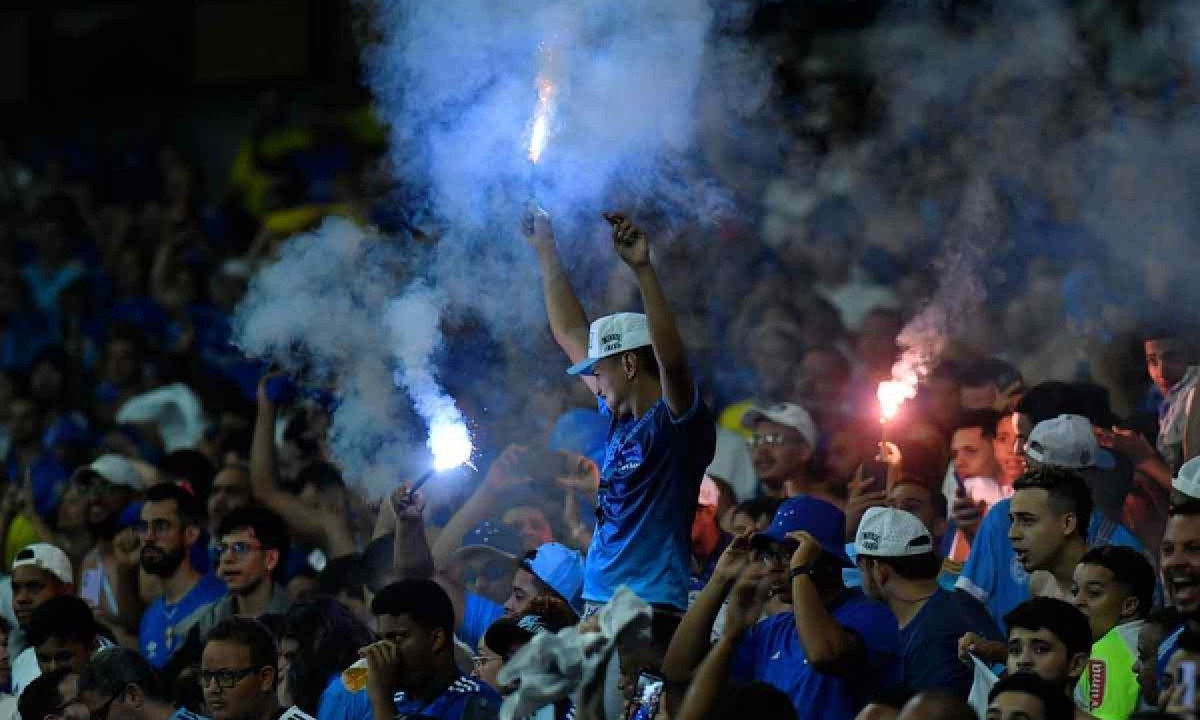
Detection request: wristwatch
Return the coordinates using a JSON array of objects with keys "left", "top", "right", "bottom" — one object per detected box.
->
[{"left": 789, "top": 565, "right": 818, "bottom": 581}]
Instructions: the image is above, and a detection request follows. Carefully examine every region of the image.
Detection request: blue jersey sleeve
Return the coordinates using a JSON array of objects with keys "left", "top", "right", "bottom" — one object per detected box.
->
[
  {"left": 460, "top": 592, "right": 505, "bottom": 649},
  {"left": 956, "top": 500, "right": 1008, "bottom": 605}
]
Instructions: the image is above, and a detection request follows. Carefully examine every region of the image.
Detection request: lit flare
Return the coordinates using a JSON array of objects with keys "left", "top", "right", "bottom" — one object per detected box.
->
[
  {"left": 429, "top": 418, "right": 473, "bottom": 471},
  {"left": 877, "top": 378, "right": 916, "bottom": 423}
]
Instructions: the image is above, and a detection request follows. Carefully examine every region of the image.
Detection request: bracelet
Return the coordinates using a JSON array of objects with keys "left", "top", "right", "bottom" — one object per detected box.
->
[{"left": 789, "top": 565, "right": 818, "bottom": 581}]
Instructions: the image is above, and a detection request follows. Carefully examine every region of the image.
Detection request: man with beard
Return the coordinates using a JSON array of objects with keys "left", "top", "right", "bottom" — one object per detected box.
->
[
  {"left": 73, "top": 454, "right": 144, "bottom": 622},
  {"left": 9, "top": 543, "right": 75, "bottom": 693},
  {"left": 159, "top": 506, "right": 292, "bottom": 686},
  {"left": 1152, "top": 501, "right": 1200, "bottom": 697},
  {"left": 135, "top": 483, "right": 225, "bottom": 669}
]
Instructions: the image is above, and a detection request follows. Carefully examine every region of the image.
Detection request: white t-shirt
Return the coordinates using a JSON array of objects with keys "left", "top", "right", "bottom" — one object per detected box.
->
[{"left": 13, "top": 636, "right": 116, "bottom": 697}]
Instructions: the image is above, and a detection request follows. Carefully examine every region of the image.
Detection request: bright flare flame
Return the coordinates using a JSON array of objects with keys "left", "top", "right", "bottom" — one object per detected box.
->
[
  {"left": 877, "top": 378, "right": 917, "bottom": 423},
  {"left": 528, "top": 76, "right": 555, "bottom": 164},
  {"left": 429, "top": 419, "right": 473, "bottom": 471}
]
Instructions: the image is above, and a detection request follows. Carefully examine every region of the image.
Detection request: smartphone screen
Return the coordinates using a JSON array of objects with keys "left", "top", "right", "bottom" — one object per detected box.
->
[
  {"left": 81, "top": 568, "right": 103, "bottom": 609},
  {"left": 861, "top": 459, "right": 889, "bottom": 493},
  {"left": 626, "top": 671, "right": 664, "bottom": 720}
]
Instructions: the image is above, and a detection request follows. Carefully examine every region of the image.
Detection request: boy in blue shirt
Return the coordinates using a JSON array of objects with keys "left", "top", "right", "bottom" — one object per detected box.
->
[
  {"left": 525, "top": 208, "right": 716, "bottom": 612},
  {"left": 360, "top": 580, "right": 501, "bottom": 720},
  {"left": 664, "top": 496, "right": 902, "bottom": 720}
]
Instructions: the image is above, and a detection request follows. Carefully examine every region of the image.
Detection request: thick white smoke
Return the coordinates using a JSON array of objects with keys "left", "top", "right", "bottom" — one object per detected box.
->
[{"left": 233, "top": 218, "right": 463, "bottom": 498}]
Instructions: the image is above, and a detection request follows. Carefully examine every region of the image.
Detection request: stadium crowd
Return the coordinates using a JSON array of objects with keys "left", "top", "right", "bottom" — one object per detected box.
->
[{"left": 4, "top": 2, "right": 1200, "bottom": 720}]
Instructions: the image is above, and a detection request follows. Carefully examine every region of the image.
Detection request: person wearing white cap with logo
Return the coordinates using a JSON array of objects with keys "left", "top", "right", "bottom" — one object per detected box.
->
[
  {"left": 855, "top": 507, "right": 1001, "bottom": 696},
  {"left": 9, "top": 542, "right": 75, "bottom": 694},
  {"left": 741, "top": 402, "right": 835, "bottom": 504},
  {"left": 523, "top": 207, "right": 716, "bottom": 614},
  {"left": 1172, "top": 456, "right": 1200, "bottom": 505}
]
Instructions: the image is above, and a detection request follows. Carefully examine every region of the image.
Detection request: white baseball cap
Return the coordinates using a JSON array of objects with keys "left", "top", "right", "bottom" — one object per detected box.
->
[
  {"left": 72, "top": 454, "right": 146, "bottom": 491},
  {"left": 855, "top": 507, "right": 935, "bottom": 558},
  {"left": 13, "top": 543, "right": 73, "bottom": 585},
  {"left": 1174, "top": 456, "right": 1200, "bottom": 499},
  {"left": 1025, "top": 414, "right": 1115, "bottom": 470},
  {"left": 566, "top": 313, "right": 652, "bottom": 376},
  {"left": 741, "top": 402, "right": 818, "bottom": 448}
]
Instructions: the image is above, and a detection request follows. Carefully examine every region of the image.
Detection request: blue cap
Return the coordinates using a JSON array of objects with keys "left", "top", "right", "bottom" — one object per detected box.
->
[
  {"left": 456, "top": 521, "right": 523, "bottom": 560},
  {"left": 523, "top": 542, "right": 585, "bottom": 615},
  {"left": 548, "top": 409, "right": 610, "bottom": 467},
  {"left": 758, "top": 496, "right": 851, "bottom": 567}
]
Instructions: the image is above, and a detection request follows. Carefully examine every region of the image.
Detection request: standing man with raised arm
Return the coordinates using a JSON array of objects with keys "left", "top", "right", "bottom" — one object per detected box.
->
[{"left": 523, "top": 206, "right": 716, "bottom": 614}]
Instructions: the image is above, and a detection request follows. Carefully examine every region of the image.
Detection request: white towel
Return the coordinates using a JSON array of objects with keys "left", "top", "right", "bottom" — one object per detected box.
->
[
  {"left": 116, "top": 382, "right": 207, "bottom": 452},
  {"left": 498, "top": 587, "right": 652, "bottom": 720},
  {"left": 967, "top": 655, "right": 1000, "bottom": 720}
]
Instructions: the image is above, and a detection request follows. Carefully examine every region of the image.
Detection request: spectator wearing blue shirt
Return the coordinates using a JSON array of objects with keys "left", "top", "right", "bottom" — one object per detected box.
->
[
  {"left": 854, "top": 506, "right": 1001, "bottom": 695},
  {"left": 360, "top": 579, "right": 501, "bottom": 720},
  {"left": 526, "top": 209, "right": 716, "bottom": 612},
  {"left": 279, "top": 598, "right": 375, "bottom": 720},
  {"left": 1155, "top": 500, "right": 1200, "bottom": 683},
  {"left": 135, "top": 483, "right": 227, "bottom": 669},
  {"left": 664, "top": 496, "right": 902, "bottom": 720}
]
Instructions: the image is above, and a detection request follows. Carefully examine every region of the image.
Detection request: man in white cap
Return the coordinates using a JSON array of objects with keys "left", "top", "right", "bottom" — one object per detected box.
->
[
  {"left": 524, "top": 208, "right": 715, "bottom": 614},
  {"left": 742, "top": 402, "right": 838, "bottom": 505},
  {"left": 855, "top": 506, "right": 1000, "bottom": 695},
  {"left": 956, "top": 414, "right": 1143, "bottom": 631},
  {"left": 9, "top": 542, "right": 76, "bottom": 694},
  {"left": 73, "top": 454, "right": 145, "bottom": 625},
  {"left": 1172, "top": 456, "right": 1200, "bottom": 505}
]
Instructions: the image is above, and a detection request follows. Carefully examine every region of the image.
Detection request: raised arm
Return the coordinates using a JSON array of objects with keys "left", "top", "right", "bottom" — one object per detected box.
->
[
  {"left": 786, "top": 532, "right": 864, "bottom": 675},
  {"left": 251, "top": 374, "right": 356, "bottom": 558},
  {"left": 606, "top": 213, "right": 693, "bottom": 416},
  {"left": 522, "top": 206, "right": 599, "bottom": 396},
  {"left": 388, "top": 486, "right": 435, "bottom": 580},
  {"left": 662, "top": 531, "right": 751, "bottom": 703}
]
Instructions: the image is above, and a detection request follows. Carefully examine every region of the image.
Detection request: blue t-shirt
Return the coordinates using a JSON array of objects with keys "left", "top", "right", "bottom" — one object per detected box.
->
[
  {"left": 730, "top": 589, "right": 902, "bottom": 720},
  {"left": 460, "top": 592, "right": 505, "bottom": 650},
  {"left": 955, "top": 498, "right": 1143, "bottom": 632},
  {"left": 393, "top": 674, "right": 502, "bottom": 719},
  {"left": 901, "top": 588, "right": 1002, "bottom": 695},
  {"left": 1158, "top": 624, "right": 1187, "bottom": 680},
  {"left": 139, "top": 574, "right": 227, "bottom": 668},
  {"left": 318, "top": 673, "right": 372, "bottom": 720},
  {"left": 586, "top": 392, "right": 716, "bottom": 610}
]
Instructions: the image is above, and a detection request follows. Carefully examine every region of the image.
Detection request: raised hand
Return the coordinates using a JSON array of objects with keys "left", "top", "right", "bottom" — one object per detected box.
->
[
  {"left": 712, "top": 530, "right": 755, "bottom": 586},
  {"left": 113, "top": 527, "right": 143, "bottom": 569},
  {"left": 390, "top": 483, "right": 426, "bottom": 523},
  {"left": 603, "top": 212, "right": 649, "bottom": 268},
  {"left": 521, "top": 202, "right": 554, "bottom": 248},
  {"left": 482, "top": 445, "right": 535, "bottom": 493},
  {"left": 724, "top": 563, "right": 771, "bottom": 638}
]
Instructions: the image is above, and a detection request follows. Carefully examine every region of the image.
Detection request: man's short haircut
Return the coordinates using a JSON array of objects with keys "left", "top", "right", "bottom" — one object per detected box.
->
[
  {"left": 901, "top": 690, "right": 976, "bottom": 720},
  {"left": 19, "top": 668, "right": 73, "bottom": 720},
  {"left": 633, "top": 346, "right": 660, "bottom": 379},
  {"left": 79, "top": 647, "right": 163, "bottom": 701},
  {"left": 318, "top": 554, "right": 368, "bottom": 599},
  {"left": 217, "top": 505, "right": 290, "bottom": 559},
  {"left": 954, "top": 409, "right": 1001, "bottom": 439},
  {"left": 371, "top": 579, "right": 455, "bottom": 638},
  {"left": 1177, "top": 629, "right": 1200, "bottom": 655},
  {"left": 894, "top": 475, "right": 948, "bottom": 519},
  {"left": 1004, "top": 597, "right": 1093, "bottom": 660},
  {"left": 1015, "top": 382, "right": 1072, "bottom": 425},
  {"left": 1078, "top": 546, "right": 1155, "bottom": 620},
  {"left": 1141, "top": 322, "right": 1192, "bottom": 346},
  {"left": 27, "top": 595, "right": 98, "bottom": 647},
  {"left": 206, "top": 617, "right": 279, "bottom": 678},
  {"left": 988, "top": 672, "right": 1075, "bottom": 720},
  {"left": 144, "top": 482, "right": 205, "bottom": 527},
  {"left": 868, "top": 552, "right": 942, "bottom": 581},
  {"left": 1013, "top": 466, "right": 1093, "bottom": 539},
  {"left": 733, "top": 497, "right": 783, "bottom": 526}
]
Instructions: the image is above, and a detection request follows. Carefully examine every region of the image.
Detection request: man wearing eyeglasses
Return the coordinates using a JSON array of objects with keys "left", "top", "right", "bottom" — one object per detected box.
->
[
  {"left": 742, "top": 403, "right": 838, "bottom": 505},
  {"left": 200, "top": 617, "right": 281, "bottom": 720},
  {"left": 163, "top": 506, "right": 293, "bottom": 681},
  {"left": 134, "top": 484, "right": 225, "bottom": 669},
  {"left": 71, "top": 647, "right": 209, "bottom": 720}
]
